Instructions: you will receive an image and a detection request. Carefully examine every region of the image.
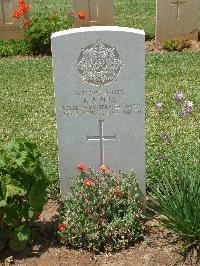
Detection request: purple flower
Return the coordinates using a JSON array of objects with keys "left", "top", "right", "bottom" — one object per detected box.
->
[
  {"left": 184, "top": 100, "right": 193, "bottom": 108},
  {"left": 180, "top": 100, "right": 193, "bottom": 117},
  {"left": 160, "top": 132, "right": 169, "bottom": 142},
  {"left": 156, "top": 101, "right": 163, "bottom": 111},
  {"left": 180, "top": 110, "right": 189, "bottom": 117},
  {"left": 175, "top": 91, "right": 184, "bottom": 101}
]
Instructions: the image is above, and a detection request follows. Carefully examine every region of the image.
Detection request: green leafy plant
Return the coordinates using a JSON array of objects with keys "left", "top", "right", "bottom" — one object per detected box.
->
[
  {"left": 150, "top": 92, "right": 200, "bottom": 251},
  {"left": 58, "top": 164, "right": 145, "bottom": 252},
  {"left": 0, "top": 40, "right": 31, "bottom": 57},
  {"left": 24, "top": 14, "right": 74, "bottom": 54},
  {"left": 0, "top": 138, "right": 48, "bottom": 252},
  {"left": 162, "top": 38, "right": 192, "bottom": 52}
]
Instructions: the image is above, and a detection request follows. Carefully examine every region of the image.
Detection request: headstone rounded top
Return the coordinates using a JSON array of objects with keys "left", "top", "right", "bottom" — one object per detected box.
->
[{"left": 51, "top": 26, "right": 145, "bottom": 39}]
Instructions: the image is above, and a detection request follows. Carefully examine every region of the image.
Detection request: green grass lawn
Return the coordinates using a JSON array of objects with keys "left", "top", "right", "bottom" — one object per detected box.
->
[{"left": 0, "top": 53, "right": 199, "bottom": 192}]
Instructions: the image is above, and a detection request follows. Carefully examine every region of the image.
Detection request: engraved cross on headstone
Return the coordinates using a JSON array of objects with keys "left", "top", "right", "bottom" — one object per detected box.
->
[
  {"left": 87, "top": 119, "right": 116, "bottom": 165},
  {"left": 171, "top": 0, "right": 187, "bottom": 19}
]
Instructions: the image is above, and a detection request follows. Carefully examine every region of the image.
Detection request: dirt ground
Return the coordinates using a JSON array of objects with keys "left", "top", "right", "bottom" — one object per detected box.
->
[
  {"left": 145, "top": 39, "right": 200, "bottom": 54},
  {"left": 0, "top": 200, "right": 199, "bottom": 266}
]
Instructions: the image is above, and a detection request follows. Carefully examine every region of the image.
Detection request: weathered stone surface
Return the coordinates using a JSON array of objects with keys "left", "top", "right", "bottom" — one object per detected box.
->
[
  {"left": 156, "top": 0, "right": 199, "bottom": 41},
  {"left": 51, "top": 26, "right": 145, "bottom": 197}
]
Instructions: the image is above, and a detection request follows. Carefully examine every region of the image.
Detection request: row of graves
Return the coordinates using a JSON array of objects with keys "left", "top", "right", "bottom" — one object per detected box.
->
[
  {"left": 0, "top": 0, "right": 199, "bottom": 198},
  {"left": 0, "top": 0, "right": 199, "bottom": 41}
]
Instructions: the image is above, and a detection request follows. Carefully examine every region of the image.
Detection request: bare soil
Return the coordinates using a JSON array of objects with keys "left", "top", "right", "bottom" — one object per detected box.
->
[
  {"left": 145, "top": 40, "right": 200, "bottom": 54},
  {"left": 0, "top": 200, "right": 199, "bottom": 266}
]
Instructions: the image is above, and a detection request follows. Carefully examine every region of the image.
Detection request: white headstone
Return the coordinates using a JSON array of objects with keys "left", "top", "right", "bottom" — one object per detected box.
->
[
  {"left": 51, "top": 26, "right": 145, "bottom": 197},
  {"left": 72, "top": 0, "right": 114, "bottom": 27},
  {"left": 156, "top": 0, "right": 199, "bottom": 41}
]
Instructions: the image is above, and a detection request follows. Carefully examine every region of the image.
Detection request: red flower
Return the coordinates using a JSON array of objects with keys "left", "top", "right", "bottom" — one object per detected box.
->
[
  {"left": 77, "top": 163, "right": 87, "bottom": 172},
  {"left": 58, "top": 224, "right": 66, "bottom": 231},
  {"left": 20, "top": 5, "right": 29, "bottom": 12},
  {"left": 115, "top": 186, "right": 121, "bottom": 193},
  {"left": 99, "top": 165, "right": 109, "bottom": 171},
  {"left": 18, "top": 0, "right": 25, "bottom": 5},
  {"left": 23, "top": 19, "right": 31, "bottom": 26},
  {"left": 12, "top": 10, "right": 23, "bottom": 19},
  {"left": 77, "top": 11, "right": 86, "bottom": 20},
  {"left": 83, "top": 178, "right": 93, "bottom": 186},
  {"left": 115, "top": 186, "right": 124, "bottom": 198}
]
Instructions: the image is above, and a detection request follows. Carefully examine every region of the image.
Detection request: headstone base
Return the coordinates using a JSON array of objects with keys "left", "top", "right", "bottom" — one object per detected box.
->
[{"left": 0, "top": 25, "right": 24, "bottom": 40}]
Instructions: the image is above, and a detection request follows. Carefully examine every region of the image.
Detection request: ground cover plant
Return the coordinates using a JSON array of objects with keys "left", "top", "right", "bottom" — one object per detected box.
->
[{"left": 58, "top": 164, "right": 144, "bottom": 252}]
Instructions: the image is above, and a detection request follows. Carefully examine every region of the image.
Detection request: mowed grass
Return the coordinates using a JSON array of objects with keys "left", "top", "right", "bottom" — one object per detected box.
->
[
  {"left": 0, "top": 53, "right": 199, "bottom": 189},
  {"left": 0, "top": 57, "right": 58, "bottom": 188},
  {"left": 29, "top": 0, "right": 200, "bottom": 38}
]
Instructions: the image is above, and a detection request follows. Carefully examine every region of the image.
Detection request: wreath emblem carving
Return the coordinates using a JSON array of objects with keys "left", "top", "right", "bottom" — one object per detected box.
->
[{"left": 77, "top": 40, "right": 121, "bottom": 86}]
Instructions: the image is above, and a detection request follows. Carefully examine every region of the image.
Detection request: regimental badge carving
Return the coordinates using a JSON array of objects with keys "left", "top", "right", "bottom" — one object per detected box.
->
[{"left": 77, "top": 40, "right": 121, "bottom": 86}]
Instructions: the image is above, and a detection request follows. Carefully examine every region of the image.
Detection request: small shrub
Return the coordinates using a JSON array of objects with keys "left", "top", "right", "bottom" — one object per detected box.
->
[
  {"left": 24, "top": 15, "right": 74, "bottom": 54},
  {"left": 0, "top": 138, "right": 48, "bottom": 252},
  {"left": 163, "top": 38, "right": 192, "bottom": 52},
  {"left": 58, "top": 165, "right": 145, "bottom": 252},
  {"left": 163, "top": 39, "right": 177, "bottom": 51}
]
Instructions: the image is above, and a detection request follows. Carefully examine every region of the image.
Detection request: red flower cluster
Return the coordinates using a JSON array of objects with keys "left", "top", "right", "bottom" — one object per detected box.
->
[
  {"left": 57, "top": 224, "right": 66, "bottom": 231},
  {"left": 83, "top": 178, "right": 93, "bottom": 186},
  {"left": 77, "top": 163, "right": 87, "bottom": 172},
  {"left": 12, "top": 10, "right": 23, "bottom": 19},
  {"left": 115, "top": 186, "right": 121, "bottom": 193},
  {"left": 99, "top": 165, "right": 109, "bottom": 171},
  {"left": 18, "top": 0, "right": 29, "bottom": 12},
  {"left": 77, "top": 11, "right": 86, "bottom": 20},
  {"left": 12, "top": 0, "right": 30, "bottom": 27},
  {"left": 18, "top": 0, "right": 25, "bottom": 4},
  {"left": 115, "top": 186, "right": 124, "bottom": 198},
  {"left": 23, "top": 19, "right": 31, "bottom": 26}
]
